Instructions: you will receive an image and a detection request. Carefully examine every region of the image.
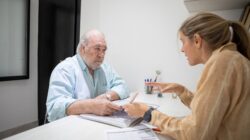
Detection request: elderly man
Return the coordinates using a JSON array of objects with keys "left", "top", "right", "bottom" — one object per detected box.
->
[{"left": 46, "top": 29, "right": 129, "bottom": 122}]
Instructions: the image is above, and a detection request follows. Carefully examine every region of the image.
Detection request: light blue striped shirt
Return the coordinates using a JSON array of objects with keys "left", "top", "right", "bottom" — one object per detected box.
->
[{"left": 46, "top": 54, "right": 129, "bottom": 122}]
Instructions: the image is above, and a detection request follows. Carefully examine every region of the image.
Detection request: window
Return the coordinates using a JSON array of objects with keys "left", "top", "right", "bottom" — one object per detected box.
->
[{"left": 0, "top": 0, "right": 30, "bottom": 81}]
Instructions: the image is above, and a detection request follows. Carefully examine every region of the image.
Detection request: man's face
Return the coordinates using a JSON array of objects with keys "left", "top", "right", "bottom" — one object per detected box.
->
[{"left": 80, "top": 35, "right": 107, "bottom": 70}]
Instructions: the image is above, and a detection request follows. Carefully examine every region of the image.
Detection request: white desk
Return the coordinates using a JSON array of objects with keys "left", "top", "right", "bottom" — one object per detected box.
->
[{"left": 5, "top": 93, "right": 191, "bottom": 140}]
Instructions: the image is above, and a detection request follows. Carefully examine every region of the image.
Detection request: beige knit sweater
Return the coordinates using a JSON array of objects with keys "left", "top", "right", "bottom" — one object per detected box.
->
[{"left": 150, "top": 42, "right": 250, "bottom": 140}]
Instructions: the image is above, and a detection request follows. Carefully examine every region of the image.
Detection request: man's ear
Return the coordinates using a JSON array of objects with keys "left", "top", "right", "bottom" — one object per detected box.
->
[
  {"left": 193, "top": 33, "right": 202, "bottom": 49},
  {"left": 80, "top": 44, "right": 86, "bottom": 53}
]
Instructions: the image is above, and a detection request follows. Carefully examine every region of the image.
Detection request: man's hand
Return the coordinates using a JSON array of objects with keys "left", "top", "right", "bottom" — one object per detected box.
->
[
  {"left": 91, "top": 99, "right": 122, "bottom": 116},
  {"left": 67, "top": 91, "right": 122, "bottom": 116}
]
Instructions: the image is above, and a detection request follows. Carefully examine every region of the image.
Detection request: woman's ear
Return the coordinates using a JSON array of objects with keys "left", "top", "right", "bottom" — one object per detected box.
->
[{"left": 193, "top": 33, "right": 202, "bottom": 49}]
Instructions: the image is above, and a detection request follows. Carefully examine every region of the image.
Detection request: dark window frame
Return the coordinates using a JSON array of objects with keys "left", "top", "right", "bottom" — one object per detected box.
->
[{"left": 0, "top": 0, "right": 30, "bottom": 81}]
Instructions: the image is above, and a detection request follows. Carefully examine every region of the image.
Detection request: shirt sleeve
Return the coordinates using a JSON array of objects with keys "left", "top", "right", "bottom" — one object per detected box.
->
[
  {"left": 46, "top": 65, "right": 76, "bottom": 122},
  {"left": 103, "top": 63, "right": 130, "bottom": 99},
  {"left": 149, "top": 54, "right": 237, "bottom": 140}
]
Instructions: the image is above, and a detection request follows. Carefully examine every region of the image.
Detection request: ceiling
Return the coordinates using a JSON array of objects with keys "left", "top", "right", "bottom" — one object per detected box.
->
[{"left": 184, "top": 0, "right": 249, "bottom": 12}]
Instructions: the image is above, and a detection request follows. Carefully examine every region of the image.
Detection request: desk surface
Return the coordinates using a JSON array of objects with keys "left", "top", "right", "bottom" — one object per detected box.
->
[{"left": 5, "top": 93, "right": 191, "bottom": 140}]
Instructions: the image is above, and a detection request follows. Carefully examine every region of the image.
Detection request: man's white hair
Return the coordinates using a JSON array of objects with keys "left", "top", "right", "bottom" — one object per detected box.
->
[{"left": 76, "top": 29, "right": 105, "bottom": 54}]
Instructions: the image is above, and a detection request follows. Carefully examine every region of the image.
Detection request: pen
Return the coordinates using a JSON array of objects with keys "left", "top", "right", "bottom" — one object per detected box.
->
[
  {"left": 152, "top": 128, "right": 161, "bottom": 132},
  {"left": 129, "top": 92, "right": 139, "bottom": 103}
]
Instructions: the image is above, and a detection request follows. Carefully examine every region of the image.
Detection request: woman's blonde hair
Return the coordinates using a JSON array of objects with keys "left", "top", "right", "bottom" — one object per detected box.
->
[{"left": 179, "top": 12, "right": 250, "bottom": 60}]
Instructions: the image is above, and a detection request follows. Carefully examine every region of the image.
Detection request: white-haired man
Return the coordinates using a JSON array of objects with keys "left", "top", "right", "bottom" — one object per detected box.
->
[{"left": 46, "top": 29, "right": 129, "bottom": 122}]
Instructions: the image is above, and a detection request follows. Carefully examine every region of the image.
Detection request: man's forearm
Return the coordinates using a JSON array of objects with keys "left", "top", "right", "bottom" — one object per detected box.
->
[{"left": 66, "top": 99, "right": 94, "bottom": 115}]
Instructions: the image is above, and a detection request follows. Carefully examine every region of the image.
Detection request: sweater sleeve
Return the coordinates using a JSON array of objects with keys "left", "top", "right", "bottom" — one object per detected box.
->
[
  {"left": 178, "top": 87, "right": 194, "bottom": 108},
  {"left": 149, "top": 52, "right": 238, "bottom": 140}
]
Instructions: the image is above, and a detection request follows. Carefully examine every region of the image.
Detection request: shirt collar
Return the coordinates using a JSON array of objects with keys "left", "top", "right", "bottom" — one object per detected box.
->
[{"left": 76, "top": 54, "right": 88, "bottom": 71}]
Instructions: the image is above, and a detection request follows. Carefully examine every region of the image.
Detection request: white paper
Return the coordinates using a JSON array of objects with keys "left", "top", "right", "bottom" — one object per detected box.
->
[
  {"left": 80, "top": 99, "right": 159, "bottom": 128},
  {"left": 80, "top": 110, "right": 141, "bottom": 128},
  {"left": 106, "top": 125, "right": 159, "bottom": 140},
  {"left": 112, "top": 99, "right": 160, "bottom": 109}
]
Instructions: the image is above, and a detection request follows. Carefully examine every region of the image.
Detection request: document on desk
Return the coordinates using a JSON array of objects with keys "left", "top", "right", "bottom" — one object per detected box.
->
[
  {"left": 80, "top": 99, "right": 159, "bottom": 128},
  {"left": 106, "top": 125, "right": 159, "bottom": 140},
  {"left": 80, "top": 109, "right": 143, "bottom": 128}
]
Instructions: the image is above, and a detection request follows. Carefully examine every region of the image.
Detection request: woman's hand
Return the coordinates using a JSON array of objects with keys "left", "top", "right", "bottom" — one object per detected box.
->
[
  {"left": 146, "top": 82, "right": 185, "bottom": 95},
  {"left": 123, "top": 103, "right": 149, "bottom": 118}
]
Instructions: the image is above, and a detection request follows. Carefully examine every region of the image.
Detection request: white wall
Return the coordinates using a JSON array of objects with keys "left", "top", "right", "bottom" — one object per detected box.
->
[
  {"left": 80, "top": 0, "right": 242, "bottom": 113},
  {"left": 81, "top": 0, "right": 200, "bottom": 92},
  {"left": 0, "top": 0, "right": 38, "bottom": 132}
]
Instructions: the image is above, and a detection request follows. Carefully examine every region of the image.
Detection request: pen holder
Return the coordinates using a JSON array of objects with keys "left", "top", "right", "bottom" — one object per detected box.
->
[{"left": 145, "top": 85, "right": 152, "bottom": 94}]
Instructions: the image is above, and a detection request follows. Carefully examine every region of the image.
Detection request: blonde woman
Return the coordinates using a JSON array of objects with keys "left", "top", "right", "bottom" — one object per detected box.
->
[{"left": 124, "top": 12, "right": 250, "bottom": 140}]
